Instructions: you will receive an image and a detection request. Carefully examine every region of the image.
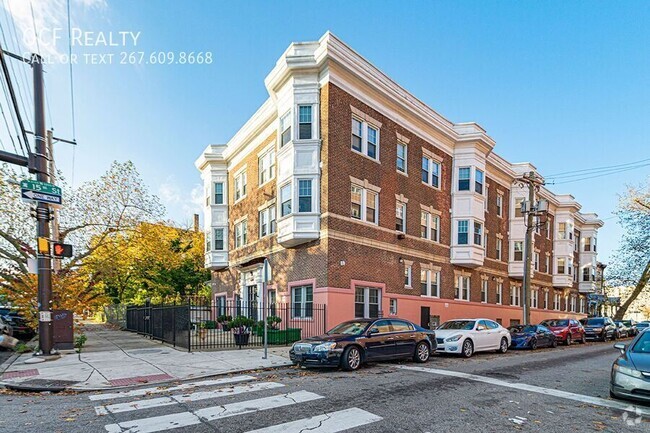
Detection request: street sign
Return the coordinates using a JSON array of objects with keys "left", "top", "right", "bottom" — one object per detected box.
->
[{"left": 20, "top": 179, "right": 62, "bottom": 206}]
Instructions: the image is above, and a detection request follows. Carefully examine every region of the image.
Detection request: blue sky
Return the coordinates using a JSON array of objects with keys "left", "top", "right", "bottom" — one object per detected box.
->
[{"left": 1, "top": 0, "right": 648, "bottom": 261}]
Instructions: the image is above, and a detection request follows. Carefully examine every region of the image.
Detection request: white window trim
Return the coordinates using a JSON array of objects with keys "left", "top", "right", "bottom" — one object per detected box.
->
[
  {"left": 496, "top": 194, "right": 503, "bottom": 218},
  {"left": 351, "top": 115, "right": 381, "bottom": 162},
  {"left": 421, "top": 155, "right": 441, "bottom": 190},
  {"left": 404, "top": 264, "right": 412, "bottom": 288},
  {"left": 291, "top": 285, "right": 313, "bottom": 319},
  {"left": 351, "top": 183, "right": 379, "bottom": 225},
  {"left": 455, "top": 276, "right": 471, "bottom": 301},
  {"left": 496, "top": 283, "right": 503, "bottom": 305},
  {"left": 257, "top": 146, "right": 276, "bottom": 187},
  {"left": 233, "top": 168, "right": 247, "bottom": 204},
  {"left": 481, "top": 280, "right": 488, "bottom": 303},
  {"left": 396, "top": 201, "right": 407, "bottom": 233},
  {"left": 234, "top": 219, "right": 248, "bottom": 249},
  {"left": 389, "top": 298, "right": 398, "bottom": 316},
  {"left": 396, "top": 141, "right": 408, "bottom": 175}
]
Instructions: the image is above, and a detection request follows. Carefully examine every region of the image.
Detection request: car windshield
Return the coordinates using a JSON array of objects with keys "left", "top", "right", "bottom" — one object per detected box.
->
[
  {"left": 542, "top": 320, "right": 568, "bottom": 327},
  {"left": 622, "top": 320, "right": 633, "bottom": 326},
  {"left": 509, "top": 325, "right": 537, "bottom": 333},
  {"left": 637, "top": 323, "right": 649, "bottom": 328},
  {"left": 438, "top": 320, "right": 475, "bottom": 330},
  {"left": 631, "top": 331, "right": 650, "bottom": 354},
  {"left": 327, "top": 321, "right": 369, "bottom": 336},
  {"left": 585, "top": 318, "right": 605, "bottom": 326}
]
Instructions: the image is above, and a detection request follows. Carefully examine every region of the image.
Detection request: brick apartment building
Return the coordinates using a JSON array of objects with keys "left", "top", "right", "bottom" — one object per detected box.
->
[{"left": 195, "top": 32, "right": 603, "bottom": 330}]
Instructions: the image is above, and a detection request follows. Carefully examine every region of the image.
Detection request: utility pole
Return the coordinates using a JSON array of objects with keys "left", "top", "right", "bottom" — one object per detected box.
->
[
  {"left": 47, "top": 130, "right": 60, "bottom": 273},
  {"left": 520, "top": 171, "right": 547, "bottom": 325},
  {"left": 33, "top": 54, "right": 54, "bottom": 356}
]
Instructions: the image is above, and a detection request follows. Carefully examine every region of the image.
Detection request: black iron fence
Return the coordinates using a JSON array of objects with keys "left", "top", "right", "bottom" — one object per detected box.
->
[
  {"left": 125, "top": 300, "right": 326, "bottom": 351},
  {"left": 125, "top": 303, "right": 191, "bottom": 350}
]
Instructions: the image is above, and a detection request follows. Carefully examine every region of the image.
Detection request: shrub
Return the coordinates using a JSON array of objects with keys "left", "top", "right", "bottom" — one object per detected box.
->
[{"left": 267, "top": 315, "right": 282, "bottom": 329}]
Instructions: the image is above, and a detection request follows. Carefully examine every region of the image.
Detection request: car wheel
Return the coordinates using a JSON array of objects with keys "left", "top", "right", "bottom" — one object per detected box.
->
[
  {"left": 498, "top": 337, "right": 509, "bottom": 354},
  {"left": 341, "top": 346, "right": 362, "bottom": 371},
  {"left": 565, "top": 335, "right": 572, "bottom": 346},
  {"left": 414, "top": 341, "right": 430, "bottom": 363},
  {"left": 530, "top": 339, "right": 537, "bottom": 350},
  {"left": 461, "top": 339, "right": 474, "bottom": 358},
  {"left": 579, "top": 334, "right": 586, "bottom": 344},
  {"left": 551, "top": 338, "right": 558, "bottom": 348},
  {"left": 613, "top": 332, "right": 618, "bottom": 341}
]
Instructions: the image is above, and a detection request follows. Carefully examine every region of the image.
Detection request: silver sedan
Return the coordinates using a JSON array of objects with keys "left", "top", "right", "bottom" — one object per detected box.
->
[{"left": 610, "top": 329, "right": 650, "bottom": 403}]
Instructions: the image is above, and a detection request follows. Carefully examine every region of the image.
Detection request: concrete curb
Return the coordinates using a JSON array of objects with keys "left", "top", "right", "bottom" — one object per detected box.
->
[
  {"left": 0, "top": 350, "right": 21, "bottom": 375},
  {"left": 0, "top": 360, "right": 294, "bottom": 393}
]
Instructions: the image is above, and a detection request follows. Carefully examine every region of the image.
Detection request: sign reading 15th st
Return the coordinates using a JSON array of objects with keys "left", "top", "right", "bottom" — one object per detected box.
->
[{"left": 20, "top": 179, "right": 62, "bottom": 206}]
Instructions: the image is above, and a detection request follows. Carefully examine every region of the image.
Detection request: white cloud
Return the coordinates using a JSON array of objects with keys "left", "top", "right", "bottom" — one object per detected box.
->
[
  {"left": 1, "top": 0, "right": 106, "bottom": 57},
  {"left": 157, "top": 176, "right": 203, "bottom": 226}
]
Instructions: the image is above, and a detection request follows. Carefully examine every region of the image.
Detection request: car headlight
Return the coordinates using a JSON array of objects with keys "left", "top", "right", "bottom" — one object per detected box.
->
[
  {"left": 593, "top": 328, "right": 603, "bottom": 333},
  {"left": 613, "top": 364, "right": 643, "bottom": 378},
  {"left": 313, "top": 342, "right": 337, "bottom": 352},
  {"left": 446, "top": 335, "right": 462, "bottom": 342}
]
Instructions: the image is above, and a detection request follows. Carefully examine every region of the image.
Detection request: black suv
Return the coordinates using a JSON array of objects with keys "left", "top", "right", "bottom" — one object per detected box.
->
[{"left": 580, "top": 317, "right": 617, "bottom": 341}]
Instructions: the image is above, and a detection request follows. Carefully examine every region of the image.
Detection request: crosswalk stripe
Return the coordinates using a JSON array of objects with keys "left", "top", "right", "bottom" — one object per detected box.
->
[
  {"left": 89, "top": 375, "right": 256, "bottom": 401},
  {"left": 104, "top": 391, "right": 324, "bottom": 433},
  {"left": 196, "top": 390, "right": 324, "bottom": 421},
  {"left": 243, "top": 407, "right": 383, "bottom": 433},
  {"left": 95, "top": 382, "right": 285, "bottom": 415}
]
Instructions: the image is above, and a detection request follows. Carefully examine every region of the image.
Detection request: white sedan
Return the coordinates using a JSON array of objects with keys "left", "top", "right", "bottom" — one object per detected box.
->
[{"left": 435, "top": 319, "right": 511, "bottom": 358}]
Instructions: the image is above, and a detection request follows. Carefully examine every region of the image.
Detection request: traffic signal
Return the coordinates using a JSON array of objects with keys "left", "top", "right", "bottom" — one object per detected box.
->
[
  {"left": 52, "top": 243, "right": 73, "bottom": 258},
  {"left": 37, "top": 237, "right": 49, "bottom": 254}
]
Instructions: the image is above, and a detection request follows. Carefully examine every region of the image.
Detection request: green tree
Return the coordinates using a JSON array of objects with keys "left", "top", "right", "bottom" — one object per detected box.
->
[{"left": 0, "top": 161, "right": 165, "bottom": 322}]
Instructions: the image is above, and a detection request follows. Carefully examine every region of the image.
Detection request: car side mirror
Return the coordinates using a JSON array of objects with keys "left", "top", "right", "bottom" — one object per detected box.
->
[
  {"left": 613, "top": 343, "right": 626, "bottom": 353},
  {"left": 368, "top": 328, "right": 379, "bottom": 335}
]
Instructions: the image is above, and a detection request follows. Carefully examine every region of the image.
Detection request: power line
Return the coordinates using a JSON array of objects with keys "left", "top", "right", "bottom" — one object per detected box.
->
[
  {"left": 67, "top": 0, "right": 77, "bottom": 188},
  {"left": 547, "top": 163, "right": 650, "bottom": 185},
  {"left": 544, "top": 157, "right": 650, "bottom": 179},
  {"left": 29, "top": 0, "right": 41, "bottom": 55},
  {"left": 2, "top": 0, "right": 33, "bottom": 131}
]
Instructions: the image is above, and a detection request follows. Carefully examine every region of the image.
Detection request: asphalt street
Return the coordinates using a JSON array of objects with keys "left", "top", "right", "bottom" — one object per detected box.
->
[{"left": 0, "top": 340, "right": 648, "bottom": 433}]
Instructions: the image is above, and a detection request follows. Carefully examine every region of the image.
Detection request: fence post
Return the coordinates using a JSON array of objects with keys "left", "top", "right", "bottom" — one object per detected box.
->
[
  {"left": 323, "top": 304, "right": 327, "bottom": 334},
  {"left": 172, "top": 300, "right": 176, "bottom": 348},
  {"left": 187, "top": 302, "right": 191, "bottom": 353}
]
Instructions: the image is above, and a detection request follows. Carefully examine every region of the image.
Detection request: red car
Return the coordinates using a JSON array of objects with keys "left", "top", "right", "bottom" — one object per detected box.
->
[{"left": 540, "top": 319, "right": 585, "bottom": 345}]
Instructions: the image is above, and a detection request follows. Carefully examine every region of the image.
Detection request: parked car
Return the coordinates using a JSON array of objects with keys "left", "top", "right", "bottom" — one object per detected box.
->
[
  {"left": 509, "top": 324, "right": 557, "bottom": 350},
  {"left": 620, "top": 320, "right": 638, "bottom": 336},
  {"left": 289, "top": 318, "right": 436, "bottom": 371},
  {"left": 540, "top": 318, "right": 585, "bottom": 345},
  {"left": 580, "top": 317, "right": 617, "bottom": 341},
  {"left": 610, "top": 328, "right": 650, "bottom": 403},
  {"left": 615, "top": 321, "right": 631, "bottom": 338},
  {"left": 2, "top": 312, "right": 35, "bottom": 340},
  {"left": 0, "top": 316, "right": 12, "bottom": 337},
  {"left": 434, "top": 319, "right": 510, "bottom": 358},
  {"left": 636, "top": 322, "right": 650, "bottom": 332}
]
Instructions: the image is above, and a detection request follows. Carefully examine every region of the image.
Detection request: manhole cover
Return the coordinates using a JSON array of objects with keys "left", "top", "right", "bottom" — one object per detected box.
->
[{"left": 4, "top": 378, "right": 78, "bottom": 392}]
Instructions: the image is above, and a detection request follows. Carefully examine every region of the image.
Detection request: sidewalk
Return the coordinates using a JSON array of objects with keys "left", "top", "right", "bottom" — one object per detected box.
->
[{"left": 0, "top": 323, "right": 292, "bottom": 391}]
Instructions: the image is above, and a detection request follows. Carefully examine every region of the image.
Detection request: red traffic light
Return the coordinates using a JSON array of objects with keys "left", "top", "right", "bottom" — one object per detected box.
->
[{"left": 52, "top": 243, "right": 73, "bottom": 258}]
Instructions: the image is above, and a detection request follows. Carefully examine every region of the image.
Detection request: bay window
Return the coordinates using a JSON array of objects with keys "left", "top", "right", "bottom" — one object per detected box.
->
[{"left": 298, "top": 105, "right": 312, "bottom": 140}]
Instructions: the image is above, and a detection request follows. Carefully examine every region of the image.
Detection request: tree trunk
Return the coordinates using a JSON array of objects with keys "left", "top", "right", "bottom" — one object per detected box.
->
[{"left": 614, "top": 259, "right": 650, "bottom": 320}]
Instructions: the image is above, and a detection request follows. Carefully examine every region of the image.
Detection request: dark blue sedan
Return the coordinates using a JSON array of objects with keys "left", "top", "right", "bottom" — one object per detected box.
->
[
  {"left": 289, "top": 318, "right": 436, "bottom": 371},
  {"left": 509, "top": 324, "right": 557, "bottom": 350}
]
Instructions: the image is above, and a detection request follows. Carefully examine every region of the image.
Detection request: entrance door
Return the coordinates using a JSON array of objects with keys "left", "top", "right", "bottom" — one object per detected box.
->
[
  {"left": 420, "top": 307, "right": 430, "bottom": 329},
  {"left": 247, "top": 285, "right": 258, "bottom": 320}
]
